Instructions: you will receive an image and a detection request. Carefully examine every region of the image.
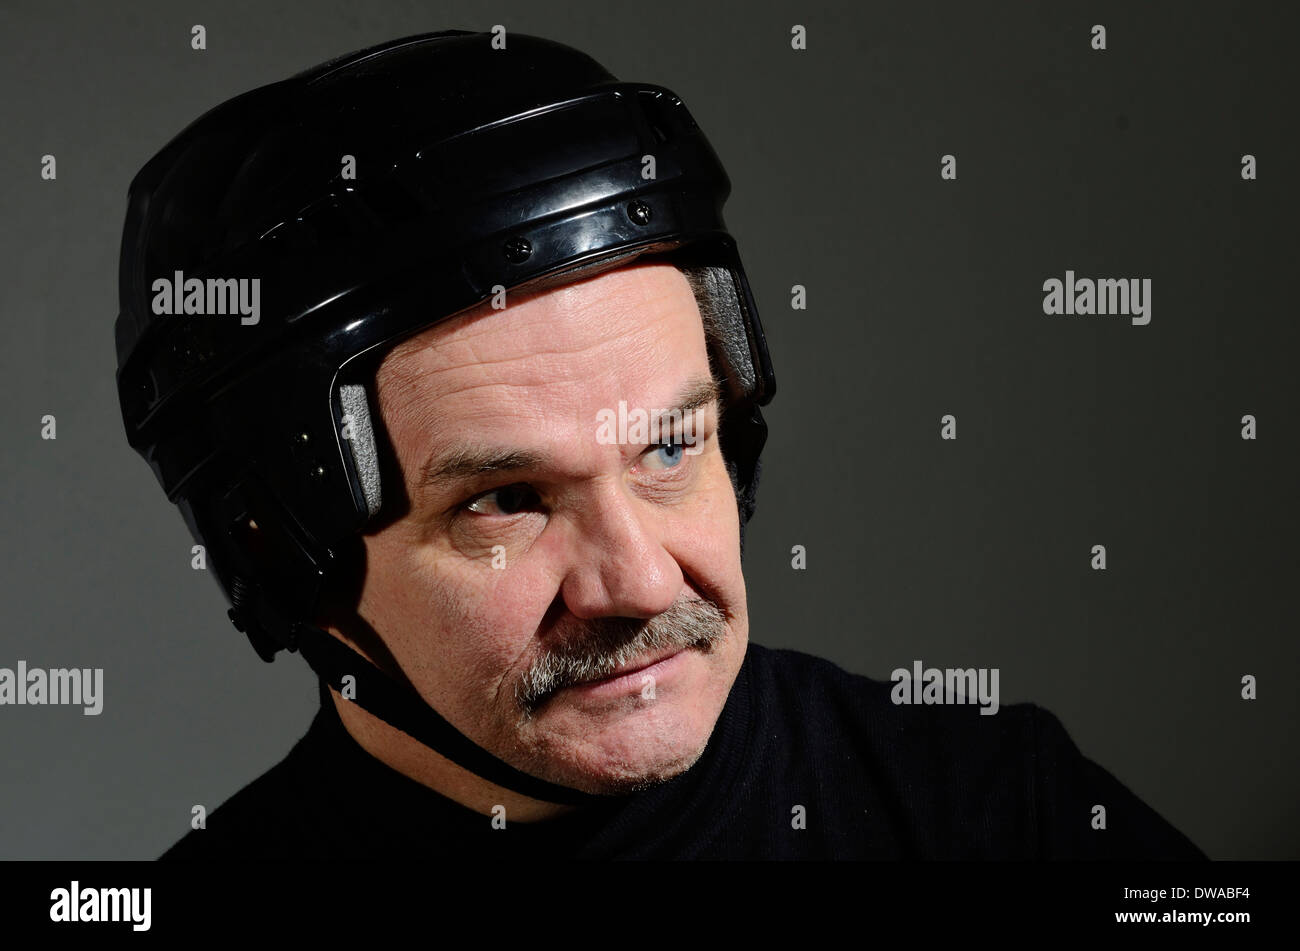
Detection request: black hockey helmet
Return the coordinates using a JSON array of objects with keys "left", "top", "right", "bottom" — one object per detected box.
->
[{"left": 115, "top": 30, "right": 775, "bottom": 804}]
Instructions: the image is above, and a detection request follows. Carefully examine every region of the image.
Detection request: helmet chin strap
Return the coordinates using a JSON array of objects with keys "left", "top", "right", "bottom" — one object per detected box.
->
[{"left": 291, "top": 621, "right": 610, "bottom": 807}]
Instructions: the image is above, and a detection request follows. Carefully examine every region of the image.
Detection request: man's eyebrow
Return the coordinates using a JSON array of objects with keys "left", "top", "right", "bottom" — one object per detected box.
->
[
  {"left": 419, "top": 446, "right": 547, "bottom": 491},
  {"left": 657, "top": 375, "right": 723, "bottom": 430},
  {"left": 416, "top": 375, "right": 722, "bottom": 491}
]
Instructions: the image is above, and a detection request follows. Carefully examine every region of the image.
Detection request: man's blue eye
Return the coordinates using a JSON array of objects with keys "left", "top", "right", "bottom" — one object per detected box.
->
[{"left": 645, "top": 440, "right": 686, "bottom": 470}]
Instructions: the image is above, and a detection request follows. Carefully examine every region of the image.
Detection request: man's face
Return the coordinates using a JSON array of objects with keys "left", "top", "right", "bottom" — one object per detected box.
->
[{"left": 352, "top": 261, "right": 749, "bottom": 795}]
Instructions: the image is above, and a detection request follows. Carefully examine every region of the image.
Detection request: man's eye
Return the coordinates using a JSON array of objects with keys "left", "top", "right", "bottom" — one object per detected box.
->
[
  {"left": 641, "top": 439, "right": 688, "bottom": 471},
  {"left": 465, "top": 483, "right": 541, "bottom": 516}
]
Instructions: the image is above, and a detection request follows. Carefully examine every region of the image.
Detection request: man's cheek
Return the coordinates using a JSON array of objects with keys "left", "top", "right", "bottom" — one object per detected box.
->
[
  {"left": 445, "top": 517, "right": 547, "bottom": 565},
  {"left": 421, "top": 568, "right": 551, "bottom": 700},
  {"left": 678, "top": 462, "right": 740, "bottom": 549}
]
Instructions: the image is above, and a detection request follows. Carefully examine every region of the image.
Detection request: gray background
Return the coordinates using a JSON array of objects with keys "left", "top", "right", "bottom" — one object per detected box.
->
[{"left": 1, "top": 0, "right": 1295, "bottom": 860}]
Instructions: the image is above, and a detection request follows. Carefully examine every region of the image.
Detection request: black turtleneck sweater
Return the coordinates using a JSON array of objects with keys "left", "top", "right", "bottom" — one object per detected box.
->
[{"left": 160, "top": 643, "right": 1206, "bottom": 860}]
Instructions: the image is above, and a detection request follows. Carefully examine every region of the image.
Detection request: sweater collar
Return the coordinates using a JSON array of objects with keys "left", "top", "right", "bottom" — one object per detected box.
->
[{"left": 286, "top": 645, "right": 758, "bottom": 856}]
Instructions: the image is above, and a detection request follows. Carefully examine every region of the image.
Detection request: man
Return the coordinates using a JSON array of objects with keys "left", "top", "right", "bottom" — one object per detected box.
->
[{"left": 116, "top": 30, "right": 1204, "bottom": 859}]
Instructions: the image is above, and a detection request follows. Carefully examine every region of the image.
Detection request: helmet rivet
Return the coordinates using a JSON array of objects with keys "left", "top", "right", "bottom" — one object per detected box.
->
[
  {"left": 293, "top": 431, "right": 311, "bottom": 445},
  {"left": 503, "top": 237, "right": 532, "bottom": 263},
  {"left": 627, "top": 200, "right": 652, "bottom": 225},
  {"left": 309, "top": 462, "right": 327, "bottom": 479}
]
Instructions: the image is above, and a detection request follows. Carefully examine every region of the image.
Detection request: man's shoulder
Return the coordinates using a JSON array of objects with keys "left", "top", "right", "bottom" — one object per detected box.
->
[
  {"left": 745, "top": 642, "right": 1033, "bottom": 732},
  {"left": 159, "top": 734, "right": 317, "bottom": 860},
  {"left": 744, "top": 642, "right": 1043, "bottom": 770},
  {"left": 743, "top": 643, "right": 1206, "bottom": 859}
]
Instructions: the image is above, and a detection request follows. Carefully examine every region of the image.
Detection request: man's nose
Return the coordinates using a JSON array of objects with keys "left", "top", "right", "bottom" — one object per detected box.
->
[{"left": 558, "top": 483, "right": 682, "bottom": 621}]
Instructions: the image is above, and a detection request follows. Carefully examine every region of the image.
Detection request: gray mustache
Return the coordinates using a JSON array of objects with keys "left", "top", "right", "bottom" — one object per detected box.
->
[{"left": 514, "top": 598, "right": 727, "bottom": 714}]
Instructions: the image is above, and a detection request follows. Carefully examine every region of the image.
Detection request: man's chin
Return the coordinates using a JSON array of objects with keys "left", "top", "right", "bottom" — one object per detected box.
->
[
  {"left": 528, "top": 736, "right": 711, "bottom": 797},
  {"left": 511, "top": 699, "right": 719, "bottom": 797}
]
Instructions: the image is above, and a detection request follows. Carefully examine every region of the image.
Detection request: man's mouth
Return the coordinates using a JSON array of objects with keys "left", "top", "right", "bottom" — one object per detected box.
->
[
  {"left": 516, "top": 597, "right": 730, "bottom": 714},
  {"left": 564, "top": 646, "right": 689, "bottom": 691}
]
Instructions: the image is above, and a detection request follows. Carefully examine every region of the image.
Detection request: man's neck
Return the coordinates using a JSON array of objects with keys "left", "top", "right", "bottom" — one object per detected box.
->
[{"left": 326, "top": 685, "right": 579, "bottom": 823}]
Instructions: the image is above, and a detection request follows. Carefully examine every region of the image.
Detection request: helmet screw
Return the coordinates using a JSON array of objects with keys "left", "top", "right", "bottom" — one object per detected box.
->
[
  {"left": 293, "top": 431, "right": 311, "bottom": 446},
  {"left": 309, "top": 462, "right": 327, "bottom": 480},
  {"left": 627, "top": 200, "right": 652, "bottom": 225},
  {"left": 503, "top": 237, "right": 532, "bottom": 263}
]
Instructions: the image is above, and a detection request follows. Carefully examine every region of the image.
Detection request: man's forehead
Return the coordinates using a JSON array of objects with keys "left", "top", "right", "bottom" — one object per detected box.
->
[{"left": 377, "top": 261, "right": 707, "bottom": 397}]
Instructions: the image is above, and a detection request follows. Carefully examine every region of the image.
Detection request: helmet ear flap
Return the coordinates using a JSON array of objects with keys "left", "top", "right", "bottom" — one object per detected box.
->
[
  {"left": 227, "top": 574, "right": 280, "bottom": 663},
  {"left": 221, "top": 370, "right": 414, "bottom": 660},
  {"left": 681, "top": 263, "right": 756, "bottom": 401},
  {"left": 199, "top": 473, "right": 332, "bottom": 659},
  {"left": 333, "top": 367, "right": 413, "bottom": 534},
  {"left": 337, "top": 383, "right": 383, "bottom": 518}
]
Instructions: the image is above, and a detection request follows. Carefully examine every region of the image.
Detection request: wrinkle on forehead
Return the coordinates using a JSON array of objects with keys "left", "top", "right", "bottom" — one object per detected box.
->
[
  {"left": 375, "top": 263, "right": 707, "bottom": 430},
  {"left": 382, "top": 263, "right": 696, "bottom": 368}
]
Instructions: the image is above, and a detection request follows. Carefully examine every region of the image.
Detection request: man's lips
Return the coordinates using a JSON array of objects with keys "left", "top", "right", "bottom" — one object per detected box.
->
[{"left": 564, "top": 646, "right": 688, "bottom": 691}]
